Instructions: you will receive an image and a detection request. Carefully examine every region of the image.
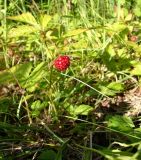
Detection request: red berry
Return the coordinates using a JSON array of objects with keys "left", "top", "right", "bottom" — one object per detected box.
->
[
  {"left": 53, "top": 55, "right": 70, "bottom": 71},
  {"left": 130, "top": 35, "right": 138, "bottom": 42}
]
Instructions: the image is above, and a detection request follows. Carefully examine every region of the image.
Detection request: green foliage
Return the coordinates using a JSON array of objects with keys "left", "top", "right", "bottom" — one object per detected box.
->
[
  {"left": 133, "top": 0, "right": 141, "bottom": 17},
  {"left": 66, "top": 104, "right": 93, "bottom": 118},
  {"left": 8, "top": 25, "right": 38, "bottom": 38},
  {"left": 23, "top": 62, "right": 47, "bottom": 92},
  {"left": 31, "top": 100, "right": 48, "bottom": 117},
  {"left": 130, "top": 62, "right": 141, "bottom": 76},
  {"left": 1, "top": 0, "right": 141, "bottom": 159},
  {"left": 0, "top": 62, "right": 32, "bottom": 84},
  {"left": 96, "top": 81, "right": 124, "bottom": 96},
  {"left": 63, "top": 28, "right": 88, "bottom": 38},
  {"left": 7, "top": 12, "right": 39, "bottom": 26},
  {"left": 107, "top": 115, "right": 135, "bottom": 132}
]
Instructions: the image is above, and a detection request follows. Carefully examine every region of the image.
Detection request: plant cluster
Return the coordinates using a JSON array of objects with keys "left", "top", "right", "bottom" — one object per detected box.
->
[{"left": 1, "top": 0, "right": 141, "bottom": 160}]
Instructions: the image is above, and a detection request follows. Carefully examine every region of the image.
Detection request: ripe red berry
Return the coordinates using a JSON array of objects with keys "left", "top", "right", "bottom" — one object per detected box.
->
[{"left": 53, "top": 55, "right": 70, "bottom": 71}]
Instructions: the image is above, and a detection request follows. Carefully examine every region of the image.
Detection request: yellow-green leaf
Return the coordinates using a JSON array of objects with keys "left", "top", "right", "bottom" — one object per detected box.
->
[
  {"left": 99, "top": 86, "right": 116, "bottom": 96},
  {"left": 7, "top": 12, "right": 39, "bottom": 27},
  {"left": 107, "top": 82, "right": 124, "bottom": 91},
  {"left": 23, "top": 62, "right": 47, "bottom": 92},
  {"left": 40, "top": 14, "right": 52, "bottom": 30},
  {"left": 0, "top": 62, "right": 33, "bottom": 85},
  {"left": 8, "top": 25, "right": 38, "bottom": 38},
  {"left": 130, "top": 63, "right": 141, "bottom": 75},
  {"left": 63, "top": 28, "right": 88, "bottom": 38},
  {"left": 74, "top": 104, "right": 93, "bottom": 115},
  {"left": 126, "top": 41, "right": 141, "bottom": 52}
]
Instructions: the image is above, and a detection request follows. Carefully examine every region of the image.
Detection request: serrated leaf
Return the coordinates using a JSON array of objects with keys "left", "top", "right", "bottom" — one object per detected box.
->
[
  {"left": 107, "top": 115, "right": 134, "bottom": 132},
  {"left": 31, "top": 100, "right": 48, "bottom": 111},
  {"left": 63, "top": 28, "right": 88, "bottom": 38},
  {"left": 31, "top": 100, "right": 41, "bottom": 110},
  {"left": 7, "top": 12, "right": 39, "bottom": 26},
  {"left": 8, "top": 25, "right": 38, "bottom": 38},
  {"left": 74, "top": 104, "right": 93, "bottom": 115},
  {"left": 40, "top": 14, "right": 52, "bottom": 30}
]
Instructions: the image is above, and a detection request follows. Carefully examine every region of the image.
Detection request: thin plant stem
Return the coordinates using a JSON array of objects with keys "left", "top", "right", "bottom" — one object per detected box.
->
[
  {"left": 41, "top": 122, "right": 65, "bottom": 144},
  {"left": 20, "top": 0, "right": 26, "bottom": 12},
  {"left": 61, "top": 73, "right": 109, "bottom": 98},
  {"left": 63, "top": 115, "right": 141, "bottom": 140}
]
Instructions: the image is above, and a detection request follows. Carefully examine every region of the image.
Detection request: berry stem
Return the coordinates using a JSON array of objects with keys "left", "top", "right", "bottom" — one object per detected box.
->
[{"left": 61, "top": 73, "right": 109, "bottom": 98}]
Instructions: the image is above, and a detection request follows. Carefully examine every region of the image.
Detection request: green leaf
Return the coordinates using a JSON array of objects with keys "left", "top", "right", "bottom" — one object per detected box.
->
[
  {"left": 65, "top": 105, "right": 75, "bottom": 115},
  {"left": 31, "top": 110, "right": 40, "bottom": 118},
  {"left": 107, "top": 82, "right": 124, "bottom": 91},
  {"left": 10, "top": 62, "right": 33, "bottom": 81},
  {"left": 38, "top": 150, "right": 57, "bottom": 160},
  {"left": 134, "top": 7, "right": 141, "bottom": 17},
  {"left": 98, "top": 82, "right": 124, "bottom": 96},
  {"left": 7, "top": 12, "right": 39, "bottom": 27},
  {"left": 130, "top": 63, "right": 141, "bottom": 75},
  {"left": 40, "top": 14, "right": 52, "bottom": 31},
  {"left": 99, "top": 85, "right": 116, "bottom": 96},
  {"left": 126, "top": 41, "right": 141, "bottom": 53},
  {"left": 107, "top": 115, "right": 135, "bottom": 132},
  {"left": 0, "top": 70, "right": 13, "bottom": 84},
  {"left": 63, "top": 28, "right": 88, "bottom": 38},
  {"left": 8, "top": 25, "right": 38, "bottom": 38},
  {"left": 106, "top": 45, "right": 116, "bottom": 58},
  {"left": 23, "top": 62, "right": 47, "bottom": 92},
  {"left": 0, "top": 62, "right": 32, "bottom": 85},
  {"left": 74, "top": 104, "right": 93, "bottom": 116},
  {"left": 107, "top": 23, "right": 127, "bottom": 34},
  {"left": 31, "top": 100, "right": 48, "bottom": 111},
  {"left": 31, "top": 100, "right": 41, "bottom": 110},
  {"left": 28, "top": 62, "right": 45, "bottom": 78}
]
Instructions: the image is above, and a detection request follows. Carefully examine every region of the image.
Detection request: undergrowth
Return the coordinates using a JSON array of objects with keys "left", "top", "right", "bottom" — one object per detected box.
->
[{"left": 1, "top": 0, "right": 141, "bottom": 160}]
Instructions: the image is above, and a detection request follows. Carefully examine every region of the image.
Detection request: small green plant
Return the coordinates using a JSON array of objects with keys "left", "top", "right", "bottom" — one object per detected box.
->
[{"left": 1, "top": 0, "right": 141, "bottom": 160}]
